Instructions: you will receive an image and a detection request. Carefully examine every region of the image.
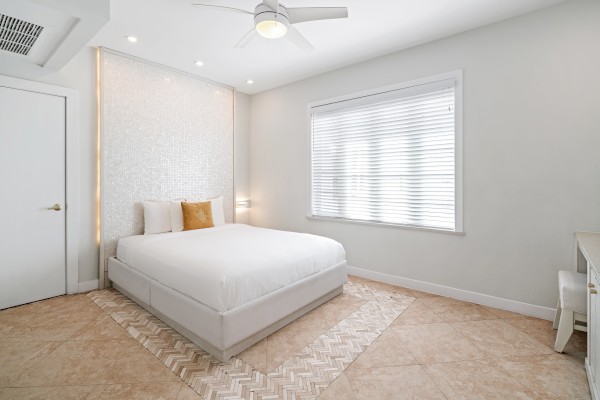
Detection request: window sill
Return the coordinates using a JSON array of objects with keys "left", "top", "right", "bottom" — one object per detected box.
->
[{"left": 306, "top": 215, "right": 465, "bottom": 236}]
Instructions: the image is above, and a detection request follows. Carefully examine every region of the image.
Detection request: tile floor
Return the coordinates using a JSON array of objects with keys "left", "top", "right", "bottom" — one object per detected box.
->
[{"left": 0, "top": 275, "right": 590, "bottom": 400}]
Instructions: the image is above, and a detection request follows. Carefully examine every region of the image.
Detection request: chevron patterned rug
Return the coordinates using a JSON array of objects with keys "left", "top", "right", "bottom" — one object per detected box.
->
[{"left": 88, "top": 281, "right": 414, "bottom": 400}]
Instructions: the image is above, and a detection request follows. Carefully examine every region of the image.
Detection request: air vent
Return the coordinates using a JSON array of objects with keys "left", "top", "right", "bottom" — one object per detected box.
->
[{"left": 0, "top": 14, "right": 44, "bottom": 56}]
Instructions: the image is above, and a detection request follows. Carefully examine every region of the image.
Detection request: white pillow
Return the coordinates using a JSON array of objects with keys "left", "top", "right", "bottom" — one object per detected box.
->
[
  {"left": 142, "top": 201, "right": 171, "bottom": 234},
  {"left": 170, "top": 200, "right": 185, "bottom": 232},
  {"left": 210, "top": 196, "right": 225, "bottom": 226}
]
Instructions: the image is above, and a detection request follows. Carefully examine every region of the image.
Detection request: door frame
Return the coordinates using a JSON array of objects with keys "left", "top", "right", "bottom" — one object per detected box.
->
[{"left": 0, "top": 74, "right": 79, "bottom": 294}]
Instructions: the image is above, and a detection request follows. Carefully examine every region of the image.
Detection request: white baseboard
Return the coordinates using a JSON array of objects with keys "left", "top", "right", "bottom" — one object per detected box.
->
[
  {"left": 78, "top": 279, "right": 99, "bottom": 293},
  {"left": 347, "top": 266, "right": 556, "bottom": 320}
]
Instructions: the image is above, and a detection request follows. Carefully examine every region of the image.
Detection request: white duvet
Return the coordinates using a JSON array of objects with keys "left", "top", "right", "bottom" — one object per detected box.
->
[{"left": 117, "top": 224, "right": 346, "bottom": 312}]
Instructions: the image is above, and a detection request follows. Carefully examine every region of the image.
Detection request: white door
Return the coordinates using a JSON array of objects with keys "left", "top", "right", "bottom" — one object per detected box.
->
[{"left": 0, "top": 85, "right": 66, "bottom": 309}]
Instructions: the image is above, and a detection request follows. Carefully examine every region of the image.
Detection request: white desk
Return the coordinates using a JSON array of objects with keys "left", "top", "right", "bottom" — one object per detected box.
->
[{"left": 576, "top": 232, "right": 600, "bottom": 400}]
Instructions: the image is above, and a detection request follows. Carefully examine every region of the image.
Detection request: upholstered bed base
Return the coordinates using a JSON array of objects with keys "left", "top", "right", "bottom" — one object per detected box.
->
[{"left": 107, "top": 257, "right": 347, "bottom": 361}]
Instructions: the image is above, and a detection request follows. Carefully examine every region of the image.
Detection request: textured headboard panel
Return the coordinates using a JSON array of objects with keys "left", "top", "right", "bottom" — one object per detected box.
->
[{"left": 100, "top": 49, "right": 234, "bottom": 284}]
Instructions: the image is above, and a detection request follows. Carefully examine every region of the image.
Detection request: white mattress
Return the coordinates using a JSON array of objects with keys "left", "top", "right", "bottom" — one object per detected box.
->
[{"left": 116, "top": 224, "right": 345, "bottom": 312}]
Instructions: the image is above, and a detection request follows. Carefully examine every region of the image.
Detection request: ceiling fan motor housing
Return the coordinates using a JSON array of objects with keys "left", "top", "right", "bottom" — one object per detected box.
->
[{"left": 254, "top": 3, "right": 290, "bottom": 29}]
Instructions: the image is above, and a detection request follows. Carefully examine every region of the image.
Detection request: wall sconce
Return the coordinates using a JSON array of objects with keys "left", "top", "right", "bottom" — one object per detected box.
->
[{"left": 236, "top": 199, "right": 251, "bottom": 208}]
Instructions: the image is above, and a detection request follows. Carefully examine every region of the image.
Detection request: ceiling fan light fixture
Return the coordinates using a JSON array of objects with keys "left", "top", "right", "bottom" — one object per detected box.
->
[
  {"left": 194, "top": 1, "right": 348, "bottom": 51},
  {"left": 256, "top": 19, "right": 287, "bottom": 39},
  {"left": 254, "top": 5, "right": 290, "bottom": 39}
]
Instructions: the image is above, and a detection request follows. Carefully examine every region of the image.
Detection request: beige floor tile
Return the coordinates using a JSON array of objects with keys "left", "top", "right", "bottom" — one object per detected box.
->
[
  {"left": 317, "top": 372, "right": 355, "bottom": 400},
  {"left": 441, "top": 303, "right": 498, "bottom": 322},
  {"left": 408, "top": 296, "right": 469, "bottom": 309},
  {"left": 393, "top": 322, "right": 485, "bottom": 364},
  {"left": 482, "top": 306, "right": 528, "bottom": 319},
  {"left": 495, "top": 354, "right": 591, "bottom": 400},
  {"left": 424, "top": 359, "right": 537, "bottom": 400},
  {"left": 0, "top": 295, "right": 103, "bottom": 343},
  {"left": 347, "top": 364, "right": 446, "bottom": 400},
  {"left": 0, "top": 313, "right": 96, "bottom": 343},
  {"left": 282, "top": 293, "right": 366, "bottom": 334},
  {"left": 1, "top": 295, "right": 102, "bottom": 321},
  {"left": 0, "top": 341, "right": 63, "bottom": 386},
  {"left": 392, "top": 303, "right": 446, "bottom": 325},
  {"left": 504, "top": 316, "right": 587, "bottom": 354},
  {"left": 86, "top": 382, "right": 182, "bottom": 400},
  {"left": 237, "top": 338, "right": 267, "bottom": 374},
  {"left": 12, "top": 339, "right": 181, "bottom": 387},
  {"left": 1, "top": 281, "right": 590, "bottom": 400},
  {"left": 266, "top": 328, "right": 324, "bottom": 372},
  {"left": 349, "top": 328, "right": 418, "bottom": 369},
  {"left": 315, "top": 293, "right": 367, "bottom": 322},
  {"left": 0, "top": 385, "right": 94, "bottom": 400},
  {"left": 450, "top": 319, "right": 554, "bottom": 358},
  {"left": 70, "top": 314, "right": 131, "bottom": 341},
  {"left": 348, "top": 276, "right": 438, "bottom": 298},
  {"left": 175, "top": 384, "right": 204, "bottom": 400},
  {"left": 394, "top": 302, "right": 497, "bottom": 326},
  {"left": 282, "top": 308, "right": 329, "bottom": 334}
]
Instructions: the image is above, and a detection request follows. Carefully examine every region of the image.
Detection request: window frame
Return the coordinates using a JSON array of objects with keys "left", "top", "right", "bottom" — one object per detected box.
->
[{"left": 306, "top": 70, "right": 464, "bottom": 234}]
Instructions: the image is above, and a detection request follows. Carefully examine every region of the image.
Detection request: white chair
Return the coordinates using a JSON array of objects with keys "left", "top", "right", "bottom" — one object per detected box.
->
[{"left": 553, "top": 270, "right": 588, "bottom": 353}]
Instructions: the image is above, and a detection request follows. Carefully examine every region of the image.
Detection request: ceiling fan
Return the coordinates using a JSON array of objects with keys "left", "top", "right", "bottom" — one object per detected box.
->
[{"left": 192, "top": 0, "right": 348, "bottom": 52}]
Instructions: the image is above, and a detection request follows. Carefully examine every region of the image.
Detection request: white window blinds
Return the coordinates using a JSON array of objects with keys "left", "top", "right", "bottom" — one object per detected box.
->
[{"left": 310, "top": 78, "right": 458, "bottom": 231}]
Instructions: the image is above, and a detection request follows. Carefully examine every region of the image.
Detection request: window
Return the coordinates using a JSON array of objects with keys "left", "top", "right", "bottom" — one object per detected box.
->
[{"left": 309, "top": 72, "right": 462, "bottom": 232}]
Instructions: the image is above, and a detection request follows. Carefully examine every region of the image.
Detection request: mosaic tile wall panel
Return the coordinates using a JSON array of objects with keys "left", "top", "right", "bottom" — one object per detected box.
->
[{"left": 100, "top": 49, "right": 234, "bottom": 266}]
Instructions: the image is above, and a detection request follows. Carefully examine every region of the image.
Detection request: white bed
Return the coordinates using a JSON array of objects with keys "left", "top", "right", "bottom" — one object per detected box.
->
[{"left": 108, "top": 224, "right": 347, "bottom": 361}]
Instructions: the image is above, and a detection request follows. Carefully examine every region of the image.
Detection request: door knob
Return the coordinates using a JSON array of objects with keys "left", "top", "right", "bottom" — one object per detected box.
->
[
  {"left": 47, "top": 203, "right": 62, "bottom": 211},
  {"left": 591, "top": 289, "right": 598, "bottom": 295},
  {"left": 589, "top": 283, "right": 595, "bottom": 289}
]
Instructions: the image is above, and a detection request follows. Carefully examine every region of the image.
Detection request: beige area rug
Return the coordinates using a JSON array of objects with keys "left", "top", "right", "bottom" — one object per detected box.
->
[{"left": 88, "top": 281, "right": 414, "bottom": 400}]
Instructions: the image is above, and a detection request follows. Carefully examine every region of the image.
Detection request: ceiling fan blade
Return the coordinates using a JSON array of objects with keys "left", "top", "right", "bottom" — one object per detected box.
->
[
  {"left": 263, "top": 0, "right": 279, "bottom": 12},
  {"left": 235, "top": 28, "right": 258, "bottom": 48},
  {"left": 287, "top": 7, "right": 348, "bottom": 24},
  {"left": 192, "top": 3, "right": 253, "bottom": 15},
  {"left": 285, "top": 25, "right": 314, "bottom": 53}
]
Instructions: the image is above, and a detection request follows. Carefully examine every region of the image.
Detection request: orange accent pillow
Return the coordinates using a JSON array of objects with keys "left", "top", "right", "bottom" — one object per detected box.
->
[{"left": 181, "top": 201, "right": 214, "bottom": 231}]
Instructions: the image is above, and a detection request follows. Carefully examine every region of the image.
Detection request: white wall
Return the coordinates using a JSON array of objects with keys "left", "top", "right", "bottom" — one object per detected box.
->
[{"left": 249, "top": 0, "right": 600, "bottom": 309}]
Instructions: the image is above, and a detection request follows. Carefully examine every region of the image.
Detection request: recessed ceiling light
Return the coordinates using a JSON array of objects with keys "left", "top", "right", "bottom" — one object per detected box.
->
[
  {"left": 195, "top": 60, "right": 204, "bottom": 67},
  {"left": 125, "top": 35, "right": 138, "bottom": 43},
  {"left": 246, "top": 79, "right": 254, "bottom": 85}
]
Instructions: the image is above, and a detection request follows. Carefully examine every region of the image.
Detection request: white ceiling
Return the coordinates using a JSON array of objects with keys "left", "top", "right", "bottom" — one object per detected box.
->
[{"left": 89, "top": 0, "right": 566, "bottom": 94}]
